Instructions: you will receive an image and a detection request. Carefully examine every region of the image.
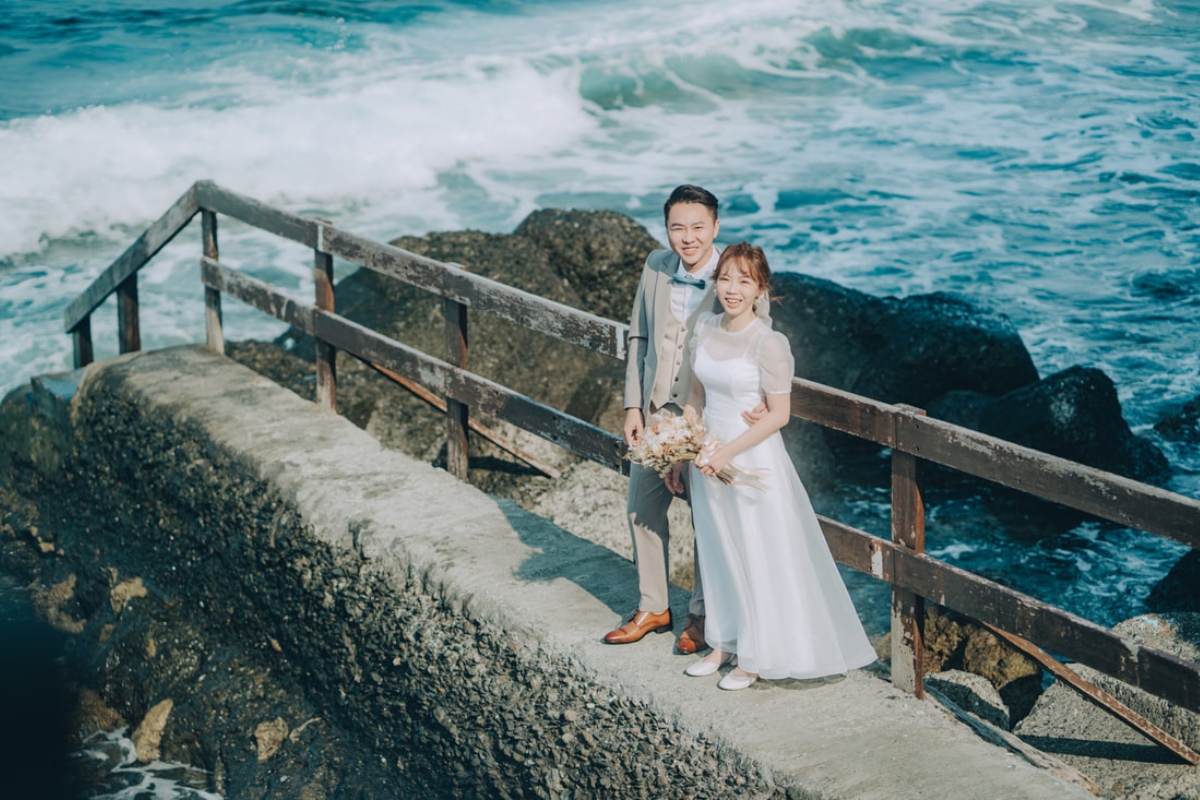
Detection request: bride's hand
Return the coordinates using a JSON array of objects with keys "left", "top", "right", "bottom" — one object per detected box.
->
[{"left": 698, "top": 444, "right": 732, "bottom": 479}]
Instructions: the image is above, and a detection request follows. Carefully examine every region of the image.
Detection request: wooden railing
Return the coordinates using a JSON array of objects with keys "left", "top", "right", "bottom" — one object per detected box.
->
[{"left": 66, "top": 181, "right": 1200, "bottom": 762}]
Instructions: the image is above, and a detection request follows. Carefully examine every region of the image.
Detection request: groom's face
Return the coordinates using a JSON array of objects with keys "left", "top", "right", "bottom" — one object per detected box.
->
[{"left": 666, "top": 202, "right": 719, "bottom": 273}]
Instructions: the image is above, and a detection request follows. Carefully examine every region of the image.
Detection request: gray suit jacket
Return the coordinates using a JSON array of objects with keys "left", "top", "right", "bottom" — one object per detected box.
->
[{"left": 624, "top": 249, "right": 718, "bottom": 412}]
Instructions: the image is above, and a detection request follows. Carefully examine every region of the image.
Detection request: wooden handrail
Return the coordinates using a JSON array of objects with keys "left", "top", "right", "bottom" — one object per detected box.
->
[
  {"left": 792, "top": 380, "right": 1200, "bottom": 550},
  {"left": 68, "top": 183, "right": 1200, "bottom": 747},
  {"left": 64, "top": 184, "right": 201, "bottom": 334},
  {"left": 192, "top": 180, "right": 627, "bottom": 360}
]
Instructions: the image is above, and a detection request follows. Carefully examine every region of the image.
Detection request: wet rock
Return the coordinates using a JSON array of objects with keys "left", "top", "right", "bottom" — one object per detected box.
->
[
  {"left": 925, "top": 669, "right": 1010, "bottom": 730},
  {"left": 132, "top": 698, "right": 174, "bottom": 763},
  {"left": 1154, "top": 392, "right": 1200, "bottom": 443},
  {"left": 109, "top": 576, "right": 147, "bottom": 614},
  {"left": 1146, "top": 550, "right": 1200, "bottom": 613},
  {"left": 928, "top": 366, "right": 1170, "bottom": 483},
  {"left": 71, "top": 688, "right": 127, "bottom": 744},
  {"left": 770, "top": 274, "right": 1038, "bottom": 407},
  {"left": 513, "top": 208, "right": 660, "bottom": 323},
  {"left": 920, "top": 606, "right": 1041, "bottom": 725},
  {"left": 30, "top": 574, "right": 86, "bottom": 634},
  {"left": 255, "top": 717, "right": 289, "bottom": 762}
]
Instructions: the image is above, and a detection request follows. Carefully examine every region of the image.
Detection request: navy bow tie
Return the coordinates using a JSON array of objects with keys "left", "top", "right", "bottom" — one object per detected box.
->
[{"left": 671, "top": 272, "right": 707, "bottom": 288}]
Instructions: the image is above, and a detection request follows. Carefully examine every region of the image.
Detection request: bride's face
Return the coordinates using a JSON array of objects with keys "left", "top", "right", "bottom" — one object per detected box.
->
[{"left": 715, "top": 260, "right": 763, "bottom": 322}]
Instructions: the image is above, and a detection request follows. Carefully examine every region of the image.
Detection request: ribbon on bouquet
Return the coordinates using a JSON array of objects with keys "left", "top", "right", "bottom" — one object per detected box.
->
[{"left": 695, "top": 440, "right": 770, "bottom": 490}]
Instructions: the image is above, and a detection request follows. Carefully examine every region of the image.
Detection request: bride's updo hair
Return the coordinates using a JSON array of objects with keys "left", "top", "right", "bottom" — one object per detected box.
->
[{"left": 716, "top": 242, "right": 776, "bottom": 305}]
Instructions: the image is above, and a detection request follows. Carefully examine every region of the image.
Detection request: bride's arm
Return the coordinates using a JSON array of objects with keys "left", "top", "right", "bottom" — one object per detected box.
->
[{"left": 696, "top": 392, "right": 790, "bottom": 479}]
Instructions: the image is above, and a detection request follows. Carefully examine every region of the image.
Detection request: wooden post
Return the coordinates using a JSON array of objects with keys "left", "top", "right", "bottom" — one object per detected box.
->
[
  {"left": 444, "top": 297, "right": 469, "bottom": 480},
  {"left": 891, "top": 404, "right": 927, "bottom": 698},
  {"left": 202, "top": 210, "right": 224, "bottom": 355},
  {"left": 116, "top": 273, "right": 140, "bottom": 354},
  {"left": 72, "top": 316, "right": 94, "bottom": 369},
  {"left": 314, "top": 225, "right": 336, "bottom": 412}
]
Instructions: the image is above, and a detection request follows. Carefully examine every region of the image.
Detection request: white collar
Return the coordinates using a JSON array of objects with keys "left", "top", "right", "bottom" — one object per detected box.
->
[{"left": 675, "top": 246, "right": 721, "bottom": 283}]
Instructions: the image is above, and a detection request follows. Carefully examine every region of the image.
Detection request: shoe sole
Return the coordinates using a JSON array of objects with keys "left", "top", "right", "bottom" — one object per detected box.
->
[{"left": 603, "top": 624, "right": 672, "bottom": 644}]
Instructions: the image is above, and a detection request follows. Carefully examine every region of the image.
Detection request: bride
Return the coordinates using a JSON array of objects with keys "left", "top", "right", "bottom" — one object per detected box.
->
[{"left": 666, "top": 242, "right": 877, "bottom": 690}]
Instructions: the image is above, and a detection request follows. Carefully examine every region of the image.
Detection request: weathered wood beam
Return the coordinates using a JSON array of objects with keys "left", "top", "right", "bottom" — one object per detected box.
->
[
  {"left": 194, "top": 180, "right": 318, "bottom": 248},
  {"left": 64, "top": 183, "right": 200, "bottom": 333},
  {"left": 202, "top": 211, "right": 224, "bottom": 355},
  {"left": 191, "top": 182, "right": 626, "bottom": 359},
  {"left": 444, "top": 298, "right": 470, "bottom": 480},
  {"left": 116, "top": 274, "right": 140, "bottom": 354},
  {"left": 789, "top": 379, "right": 1200, "bottom": 548},
  {"left": 896, "top": 413, "right": 1200, "bottom": 550},
  {"left": 890, "top": 404, "right": 927, "bottom": 699},
  {"left": 314, "top": 248, "right": 336, "bottom": 413},
  {"left": 791, "top": 379, "right": 896, "bottom": 446},
  {"left": 71, "top": 316, "right": 94, "bottom": 369},
  {"left": 321, "top": 224, "right": 627, "bottom": 360}
]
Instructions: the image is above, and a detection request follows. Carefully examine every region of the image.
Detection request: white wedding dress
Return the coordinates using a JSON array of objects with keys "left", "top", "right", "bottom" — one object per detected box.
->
[{"left": 688, "top": 313, "right": 877, "bottom": 680}]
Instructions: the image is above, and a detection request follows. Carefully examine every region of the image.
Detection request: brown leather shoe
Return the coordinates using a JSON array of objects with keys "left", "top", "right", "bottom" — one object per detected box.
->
[
  {"left": 676, "top": 614, "right": 707, "bottom": 654},
  {"left": 603, "top": 610, "right": 673, "bottom": 644}
]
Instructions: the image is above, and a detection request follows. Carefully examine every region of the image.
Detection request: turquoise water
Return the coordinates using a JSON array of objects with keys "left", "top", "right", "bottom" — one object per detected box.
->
[{"left": 2, "top": 0, "right": 1198, "bottom": 632}]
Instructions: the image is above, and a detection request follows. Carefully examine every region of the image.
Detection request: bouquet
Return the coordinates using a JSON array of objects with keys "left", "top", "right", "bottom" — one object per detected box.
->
[{"left": 626, "top": 407, "right": 768, "bottom": 489}]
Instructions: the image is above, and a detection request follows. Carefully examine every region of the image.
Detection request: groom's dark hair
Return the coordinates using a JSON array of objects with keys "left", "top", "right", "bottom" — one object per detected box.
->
[{"left": 664, "top": 185, "right": 719, "bottom": 223}]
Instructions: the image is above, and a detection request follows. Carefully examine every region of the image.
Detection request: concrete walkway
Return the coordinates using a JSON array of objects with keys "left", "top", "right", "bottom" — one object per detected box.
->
[{"left": 52, "top": 346, "right": 1094, "bottom": 799}]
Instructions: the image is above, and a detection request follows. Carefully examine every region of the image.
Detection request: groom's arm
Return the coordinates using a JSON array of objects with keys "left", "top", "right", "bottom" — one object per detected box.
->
[{"left": 623, "top": 264, "right": 652, "bottom": 444}]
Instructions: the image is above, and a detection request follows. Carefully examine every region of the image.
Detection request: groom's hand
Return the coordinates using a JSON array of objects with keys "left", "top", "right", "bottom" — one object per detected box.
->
[
  {"left": 624, "top": 408, "right": 645, "bottom": 446},
  {"left": 741, "top": 400, "right": 769, "bottom": 426},
  {"left": 665, "top": 461, "right": 686, "bottom": 495}
]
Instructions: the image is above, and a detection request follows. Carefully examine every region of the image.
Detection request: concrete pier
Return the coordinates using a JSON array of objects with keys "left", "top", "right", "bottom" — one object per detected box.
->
[{"left": 8, "top": 345, "right": 1095, "bottom": 798}]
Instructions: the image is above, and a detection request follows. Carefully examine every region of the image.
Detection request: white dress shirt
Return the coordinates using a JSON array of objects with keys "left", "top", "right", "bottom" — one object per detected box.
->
[{"left": 669, "top": 246, "right": 720, "bottom": 326}]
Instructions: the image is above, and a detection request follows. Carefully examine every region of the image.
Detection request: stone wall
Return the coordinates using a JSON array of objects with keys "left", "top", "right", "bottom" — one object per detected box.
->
[{"left": 7, "top": 347, "right": 792, "bottom": 799}]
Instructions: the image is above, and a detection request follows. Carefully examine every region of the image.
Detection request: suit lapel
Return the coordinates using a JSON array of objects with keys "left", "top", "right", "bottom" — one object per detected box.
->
[{"left": 650, "top": 251, "right": 679, "bottom": 326}]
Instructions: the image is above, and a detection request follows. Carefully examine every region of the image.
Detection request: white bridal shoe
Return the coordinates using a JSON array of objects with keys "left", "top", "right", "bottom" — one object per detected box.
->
[
  {"left": 685, "top": 653, "right": 733, "bottom": 677},
  {"left": 717, "top": 670, "right": 758, "bottom": 691}
]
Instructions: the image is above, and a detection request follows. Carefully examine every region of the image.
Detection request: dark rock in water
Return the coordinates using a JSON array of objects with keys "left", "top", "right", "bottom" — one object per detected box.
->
[
  {"left": 928, "top": 366, "right": 1170, "bottom": 483},
  {"left": 770, "top": 273, "right": 1039, "bottom": 407},
  {"left": 1147, "top": 550, "right": 1200, "bottom": 613},
  {"left": 1154, "top": 393, "right": 1200, "bottom": 443},
  {"left": 513, "top": 209, "right": 657, "bottom": 323}
]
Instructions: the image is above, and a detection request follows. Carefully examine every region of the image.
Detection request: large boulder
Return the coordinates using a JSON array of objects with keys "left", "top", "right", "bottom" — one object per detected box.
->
[
  {"left": 513, "top": 209, "right": 652, "bottom": 323},
  {"left": 1147, "top": 550, "right": 1200, "bottom": 614},
  {"left": 928, "top": 366, "right": 1171, "bottom": 483},
  {"left": 770, "top": 274, "right": 1039, "bottom": 407}
]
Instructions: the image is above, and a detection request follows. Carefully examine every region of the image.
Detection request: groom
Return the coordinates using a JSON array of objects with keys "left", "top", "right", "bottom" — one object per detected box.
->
[{"left": 604, "top": 185, "right": 765, "bottom": 653}]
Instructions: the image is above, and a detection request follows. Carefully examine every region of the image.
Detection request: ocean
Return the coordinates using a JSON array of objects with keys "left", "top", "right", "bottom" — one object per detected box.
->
[{"left": 2, "top": 0, "right": 1198, "bottom": 657}]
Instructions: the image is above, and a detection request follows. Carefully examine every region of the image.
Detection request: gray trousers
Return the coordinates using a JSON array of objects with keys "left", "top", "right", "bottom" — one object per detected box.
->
[{"left": 626, "top": 460, "right": 705, "bottom": 617}]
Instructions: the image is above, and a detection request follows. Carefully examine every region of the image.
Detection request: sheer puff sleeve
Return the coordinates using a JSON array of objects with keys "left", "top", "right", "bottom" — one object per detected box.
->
[{"left": 756, "top": 329, "right": 796, "bottom": 395}]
